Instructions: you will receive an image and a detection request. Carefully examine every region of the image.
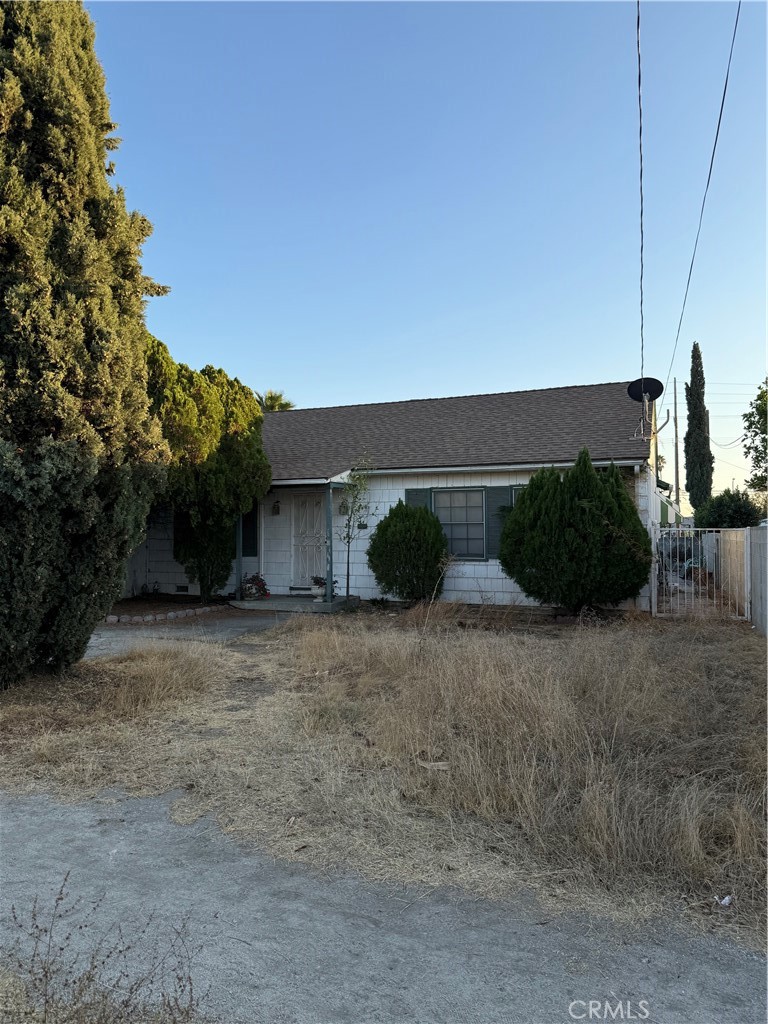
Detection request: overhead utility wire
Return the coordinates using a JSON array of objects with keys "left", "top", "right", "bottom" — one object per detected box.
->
[
  {"left": 659, "top": 1, "right": 742, "bottom": 413},
  {"left": 709, "top": 434, "right": 746, "bottom": 449},
  {"left": 636, "top": 0, "right": 645, "bottom": 398}
]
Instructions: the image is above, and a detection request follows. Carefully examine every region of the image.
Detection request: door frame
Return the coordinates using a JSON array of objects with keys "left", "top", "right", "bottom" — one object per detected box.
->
[{"left": 290, "top": 490, "right": 327, "bottom": 588}]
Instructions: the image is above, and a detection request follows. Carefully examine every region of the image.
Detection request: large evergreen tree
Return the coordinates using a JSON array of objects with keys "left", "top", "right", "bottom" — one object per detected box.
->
[
  {"left": 684, "top": 342, "right": 714, "bottom": 509},
  {"left": 0, "top": 3, "right": 167, "bottom": 686},
  {"left": 499, "top": 450, "right": 651, "bottom": 613},
  {"left": 742, "top": 380, "right": 767, "bottom": 492},
  {"left": 145, "top": 338, "right": 271, "bottom": 602}
]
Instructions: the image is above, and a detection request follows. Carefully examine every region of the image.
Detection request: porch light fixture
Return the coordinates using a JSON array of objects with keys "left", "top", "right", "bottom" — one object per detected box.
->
[
  {"left": 271, "top": 500, "right": 281, "bottom": 516},
  {"left": 338, "top": 498, "right": 349, "bottom": 516}
]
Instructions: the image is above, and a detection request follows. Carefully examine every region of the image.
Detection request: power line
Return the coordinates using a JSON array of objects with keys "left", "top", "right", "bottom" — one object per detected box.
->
[
  {"left": 709, "top": 433, "right": 746, "bottom": 449},
  {"left": 658, "top": 1, "right": 742, "bottom": 413},
  {"left": 636, "top": 0, "right": 645, "bottom": 395},
  {"left": 711, "top": 452, "right": 749, "bottom": 472}
]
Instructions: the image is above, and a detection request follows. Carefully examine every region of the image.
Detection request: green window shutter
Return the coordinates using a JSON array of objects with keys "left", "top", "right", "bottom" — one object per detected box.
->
[
  {"left": 404, "top": 488, "right": 431, "bottom": 509},
  {"left": 485, "top": 486, "right": 512, "bottom": 560},
  {"left": 242, "top": 504, "right": 258, "bottom": 557}
]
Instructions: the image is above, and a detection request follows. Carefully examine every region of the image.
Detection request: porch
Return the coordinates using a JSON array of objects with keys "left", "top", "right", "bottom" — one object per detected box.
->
[{"left": 230, "top": 594, "right": 352, "bottom": 614}]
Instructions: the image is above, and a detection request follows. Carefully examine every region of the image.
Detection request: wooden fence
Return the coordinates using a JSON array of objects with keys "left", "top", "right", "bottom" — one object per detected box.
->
[{"left": 748, "top": 527, "right": 767, "bottom": 635}]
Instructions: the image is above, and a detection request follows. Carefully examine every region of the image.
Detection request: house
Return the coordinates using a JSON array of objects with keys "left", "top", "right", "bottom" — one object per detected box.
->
[{"left": 123, "top": 381, "right": 668, "bottom": 609}]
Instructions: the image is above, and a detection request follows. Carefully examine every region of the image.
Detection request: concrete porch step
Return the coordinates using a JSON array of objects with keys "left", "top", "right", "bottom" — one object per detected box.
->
[{"left": 229, "top": 596, "right": 351, "bottom": 614}]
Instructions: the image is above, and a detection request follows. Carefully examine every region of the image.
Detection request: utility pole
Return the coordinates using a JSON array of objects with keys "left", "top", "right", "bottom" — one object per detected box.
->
[{"left": 673, "top": 377, "right": 680, "bottom": 507}]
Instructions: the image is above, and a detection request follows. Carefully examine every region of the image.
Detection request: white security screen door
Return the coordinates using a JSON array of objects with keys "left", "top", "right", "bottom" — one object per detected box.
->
[{"left": 293, "top": 493, "right": 325, "bottom": 586}]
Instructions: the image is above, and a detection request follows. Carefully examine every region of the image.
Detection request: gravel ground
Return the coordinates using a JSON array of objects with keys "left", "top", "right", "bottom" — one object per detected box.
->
[
  {"left": 85, "top": 611, "right": 290, "bottom": 659},
  {"left": 1, "top": 791, "right": 764, "bottom": 1024}
]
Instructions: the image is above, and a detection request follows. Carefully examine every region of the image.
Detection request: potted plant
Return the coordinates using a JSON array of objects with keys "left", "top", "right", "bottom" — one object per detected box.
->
[
  {"left": 310, "top": 575, "right": 337, "bottom": 601},
  {"left": 241, "top": 572, "right": 270, "bottom": 600}
]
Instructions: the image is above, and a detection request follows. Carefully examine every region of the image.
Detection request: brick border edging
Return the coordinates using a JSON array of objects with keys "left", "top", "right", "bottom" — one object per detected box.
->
[{"left": 104, "top": 605, "right": 229, "bottom": 625}]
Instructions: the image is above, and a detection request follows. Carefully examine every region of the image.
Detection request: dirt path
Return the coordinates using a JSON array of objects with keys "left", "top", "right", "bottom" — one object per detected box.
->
[{"left": 1, "top": 792, "right": 764, "bottom": 1024}]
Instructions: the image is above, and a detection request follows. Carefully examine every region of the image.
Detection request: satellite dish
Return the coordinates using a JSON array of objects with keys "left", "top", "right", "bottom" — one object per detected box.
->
[{"left": 627, "top": 377, "right": 663, "bottom": 403}]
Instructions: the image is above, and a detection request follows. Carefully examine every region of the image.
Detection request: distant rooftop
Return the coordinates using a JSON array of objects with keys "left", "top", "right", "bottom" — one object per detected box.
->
[{"left": 261, "top": 381, "right": 650, "bottom": 482}]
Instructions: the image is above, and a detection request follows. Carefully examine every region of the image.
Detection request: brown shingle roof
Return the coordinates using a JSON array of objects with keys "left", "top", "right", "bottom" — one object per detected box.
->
[{"left": 261, "top": 382, "right": 650, "bottom": 482}]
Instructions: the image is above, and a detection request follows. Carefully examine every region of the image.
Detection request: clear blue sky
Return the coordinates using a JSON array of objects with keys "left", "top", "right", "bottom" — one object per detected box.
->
[{"left": 87, "top": 1, "right": 765, "bottom": 494}]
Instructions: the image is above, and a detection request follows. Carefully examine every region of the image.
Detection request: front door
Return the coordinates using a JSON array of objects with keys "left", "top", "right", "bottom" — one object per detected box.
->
[{"left": 293, "top": 493, "right": 325, "bottom": 587}]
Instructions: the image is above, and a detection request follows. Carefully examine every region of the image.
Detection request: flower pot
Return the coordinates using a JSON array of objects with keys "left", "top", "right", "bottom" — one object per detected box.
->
[{"left": 310, "top": 585, "right": 325, "bottom": 602}]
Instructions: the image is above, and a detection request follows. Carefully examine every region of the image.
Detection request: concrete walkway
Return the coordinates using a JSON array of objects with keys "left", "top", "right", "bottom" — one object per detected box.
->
[
  {"left": 0, "top": 792, "right": 764, "bottom": 1024},
  {"left": 85, "top": 610, "right": 290, "bottom": 659}
]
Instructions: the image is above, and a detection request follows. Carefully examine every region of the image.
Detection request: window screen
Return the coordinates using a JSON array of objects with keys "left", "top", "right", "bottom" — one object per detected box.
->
[{"left": 433, "top": 490, "right": 485, "bottom": 558}]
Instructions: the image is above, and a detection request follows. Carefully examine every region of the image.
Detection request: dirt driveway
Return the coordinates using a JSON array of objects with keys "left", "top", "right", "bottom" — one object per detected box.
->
[
  {"left": 1, "top": 790, "right": 764, "bottom": 1024},
  {"left": 85, "top": 609, "right": 290, "bottom": 659}
]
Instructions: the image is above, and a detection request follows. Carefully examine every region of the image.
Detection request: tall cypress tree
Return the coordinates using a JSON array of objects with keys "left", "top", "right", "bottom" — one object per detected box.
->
[
  {"left": 0, "top": 3, "right": 167, "bottom": 685},
  {"left": 684, "top": 342, "right": 714, "bottom": 509}
]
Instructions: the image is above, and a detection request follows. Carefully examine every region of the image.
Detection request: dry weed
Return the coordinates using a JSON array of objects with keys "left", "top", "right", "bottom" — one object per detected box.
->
[
  {"left": 2, "top": 875, "right": 202, "bottom": 1023},
  {"left": 1, "top": 642, "right": 223, "bottom": 738},
  {"left": 1, "top": 616, "right": 764, "bottom": 942},
  {"left": 292, "top": 616, "right": 767, "bottom": 926}
]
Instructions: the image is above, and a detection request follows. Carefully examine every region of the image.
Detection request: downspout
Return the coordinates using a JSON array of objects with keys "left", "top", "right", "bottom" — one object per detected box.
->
[
  {"left": 325, "top": 481, "right": 334, "bottom": 603},
  {"left": 235, "top": 514, "right": 243, "bottom": 600}
]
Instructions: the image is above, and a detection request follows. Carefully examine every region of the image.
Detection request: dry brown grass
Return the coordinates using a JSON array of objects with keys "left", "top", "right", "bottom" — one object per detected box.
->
[
  {"left": 1, "top": 643, "right": 222, "bottom": 735},
  {"left": 291, "top": 615, "right": 766, "bottom": 928},
  {"left": 1, "top": 616, "right": 764, "bottom": 942}
]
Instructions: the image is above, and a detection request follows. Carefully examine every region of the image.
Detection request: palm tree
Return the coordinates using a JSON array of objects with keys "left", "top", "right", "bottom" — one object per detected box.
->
[{"left": 256, "top": 389, "right": 295, "bottom": 412}]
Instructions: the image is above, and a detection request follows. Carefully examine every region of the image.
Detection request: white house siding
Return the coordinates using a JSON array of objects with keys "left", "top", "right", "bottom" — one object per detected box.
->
[
  {"left": 122, "top": 507, "right": 195, "bottom": 598},
  {"left": 257, "top": 488, "right": 293, "bottom": 594},
  {"left": 121, "top": 506, "right": 260, "bottom": 599},
  {"left": 327, "top": 470, "right": 536, "bottom": 607},
  {"left": 632, "top": 467, "right": 652, "bottom": 611},
  {"left": 123, "top": 466, "right": 653, "bottom": 610},
  {"left": 323, "top": 468, "right": 652, "bottom": 611}
]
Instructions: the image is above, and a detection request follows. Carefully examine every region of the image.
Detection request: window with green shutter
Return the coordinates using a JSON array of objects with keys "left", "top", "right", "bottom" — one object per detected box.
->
[
  {"left": 485, "top": 486, "right": 512, "bottom": 559},
  {"left": 433, "top": 489, "right": 485, "bottom": 558},
  {"left": 405, "top": 484, "right": 528, "bottom": 561}
]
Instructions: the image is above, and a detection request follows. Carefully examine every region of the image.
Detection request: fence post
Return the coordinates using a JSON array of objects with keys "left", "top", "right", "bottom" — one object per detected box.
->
[
  {"left": 745, "top": 528, "right": 752, "bottom": 623},
  {"left": 650, "top": 525, "right": 658, "bottom": 617}
]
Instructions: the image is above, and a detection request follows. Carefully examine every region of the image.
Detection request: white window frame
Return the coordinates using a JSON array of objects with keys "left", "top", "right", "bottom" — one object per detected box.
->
[{"left": 431, "top": 487, "right": 486, "bottom": 561}]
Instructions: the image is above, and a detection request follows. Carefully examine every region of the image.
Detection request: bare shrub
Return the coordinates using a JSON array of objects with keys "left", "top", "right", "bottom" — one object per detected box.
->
[
  {"left": 1, "top": 875, "right": 203, "bottom": 1023},
  {"left": 294, "top": 617, "right": 766, "bottom": 913}
]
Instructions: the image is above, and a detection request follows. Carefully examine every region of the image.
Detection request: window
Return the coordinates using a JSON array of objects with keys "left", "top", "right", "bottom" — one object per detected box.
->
[
  {"left": 511, "top": 485, "right": 527, "bottom": 507},
  {"left": 242, "top": 504, "right": 258, "bottom": 557},
  {"left": 433, "top": 489, "right": 485, "bottom": 558}
]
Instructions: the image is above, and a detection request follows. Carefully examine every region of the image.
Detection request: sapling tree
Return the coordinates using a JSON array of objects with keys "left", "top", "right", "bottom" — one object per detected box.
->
[{"left": 335, "top": 464, "right": 378, "bottom": 601}]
